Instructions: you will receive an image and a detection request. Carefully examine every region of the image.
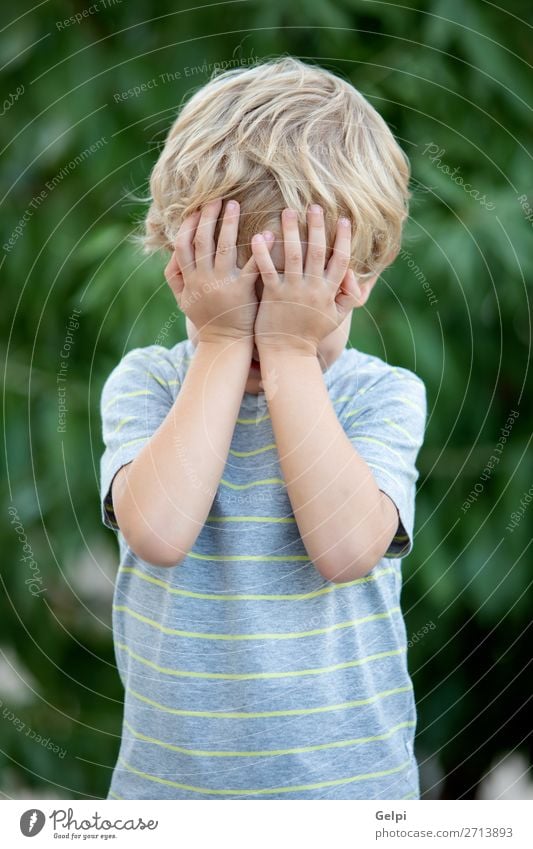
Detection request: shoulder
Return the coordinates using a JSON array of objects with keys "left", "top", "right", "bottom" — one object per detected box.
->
[
  {"left": 107, "top": 339, "right": 191, "bottom": 372},
  {"left": 101, "top": 339, "right": 193, "bottom": 403},
  {"left": 327, "top": 347, "right": 426, "bottom": 409}
]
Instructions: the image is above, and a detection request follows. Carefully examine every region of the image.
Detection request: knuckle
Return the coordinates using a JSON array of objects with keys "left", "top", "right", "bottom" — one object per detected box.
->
[
  {"left": 164, "top": 263, "right": 179, "bottom": 282},
  {"left": 334, "top": 247, "right": 349, "bottom": 263},
  {"left": 309, "top": 246, "right": 325, "bottom": 262},
  {"left": 287, "top": 250, "right": 302, "bottom": 264},
  {"left": 217, "top": 242, "right": 233, "bottom": 256}
]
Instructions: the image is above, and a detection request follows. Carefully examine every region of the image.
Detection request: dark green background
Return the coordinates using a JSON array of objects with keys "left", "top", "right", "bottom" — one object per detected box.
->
[{"left": 2, "top": 0, "right": 531, "bottom": 800}]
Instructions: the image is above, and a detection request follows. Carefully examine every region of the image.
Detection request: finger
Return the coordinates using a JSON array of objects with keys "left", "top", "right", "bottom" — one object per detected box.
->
[
  {"left": 164, "top": 251, "right": 181, "bottom": 284},
  {"left": 335, "top": 268, "right": 360, "bottom": 317},
  {"left": 214, "top": 199, "right": 239, "bottom": 272},
  {"left": 303, "top": 204, "right": 326, "bottom": 283},
  {"left": 281, "top": 208, "right": 302, "bottom": 283},
  {"left": 174, "top": 209, "right": 201, "bottom": 274},
  {"left": 325, "top": 216, "right": 352, "bottom": 288},
  {"left": 194, "top": 198, "right": 223, "bottom": 274},
  {"left": 248, "top": 232, "right": 277, "bottom": 288},
  {"left": 164, "top": 252, "right": 185, "bottom": 304}
]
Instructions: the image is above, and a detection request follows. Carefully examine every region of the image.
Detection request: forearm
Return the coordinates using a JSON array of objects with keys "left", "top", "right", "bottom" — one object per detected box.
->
[
  {"left": 259, "top": 349, "right": 398, "bottom": 582},
  {"left": 115, "top": 338, "right": 252, "bottom": 566}
]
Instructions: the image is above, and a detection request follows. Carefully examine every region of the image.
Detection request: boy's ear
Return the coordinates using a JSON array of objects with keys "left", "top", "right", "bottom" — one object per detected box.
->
[
  {"left": 353, "top": 272, "right": 380, "bottom": 307},
  {"left": 353, "top": 243, "right": 399, "bottom": 307}
]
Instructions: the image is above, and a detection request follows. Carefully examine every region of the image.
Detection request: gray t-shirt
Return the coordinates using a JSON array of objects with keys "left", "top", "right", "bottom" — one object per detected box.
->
[{"left": 99, "top": 338, "right": 427, "bottom": 799}]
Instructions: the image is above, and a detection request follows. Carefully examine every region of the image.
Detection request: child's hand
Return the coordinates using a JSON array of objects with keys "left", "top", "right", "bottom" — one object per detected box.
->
[
  {"left": 251, "top": 205, "right": 360, "bottom": 356},
  {"left": 164, "top": 198, "right": 273, "bottom": 345}
]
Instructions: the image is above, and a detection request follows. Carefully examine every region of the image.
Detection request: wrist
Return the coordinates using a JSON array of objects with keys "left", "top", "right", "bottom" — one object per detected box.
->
[
  {"left": 256, "top": 338, "right": 319, "bottom": 359},
  {"left": 195, "top": 337, "right": 254, "bottom": 365},
  {"left": 197, "top": 330, "right": 254, "bottom": 350}
]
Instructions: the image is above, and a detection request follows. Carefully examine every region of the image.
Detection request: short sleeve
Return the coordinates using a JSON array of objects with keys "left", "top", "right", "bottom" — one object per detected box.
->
[
  {"left": 99, "top": 347, "right": 177, "bottom": 531},
  {"left": 340, "top": 368, "right": 427, "bottom": 558}
]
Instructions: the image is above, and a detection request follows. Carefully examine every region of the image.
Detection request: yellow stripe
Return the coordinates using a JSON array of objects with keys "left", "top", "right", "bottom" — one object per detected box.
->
[
  {"left": 119, "top": 756, "right": 411, "bottom": 795},
  {"left": 367, "top": 461, "right": 398, "bottom": 481},
  {"left": 229, "top": 444, "right": 276, "bottom": 457},
  {"left": 343, "top": 407, "right": 365, "bottom": 420},
  {"left": 333, "top": 396, "right": 425, "bottom": 424},
  {"left": 236, "top": 413, "right": 270, "bottom": 424},
  {"left": 146, "top": 371, "right": 168, "bottom": 387},
  {"left": 115, "top": 642, "right": 406, "bottom": 680},
  {"left": 391, "top": 367, "right": 421, "bottom": 382},
  {"left": 333, "top": 388, "right": 369, "bottom": 404},
  {"left": 335, "top": 385, "right": 420, "bottom": 410},
  {"left": 384, "top": 418, "right": 417, "bottom": 442},
  {"left": 144, "top": 372, "right": 181, "bottom": 389},
  {"left": 219, "top": 477, "right": 284, "bottom": 490},
  {"left": 108, "top": 790, "right": 123, "bottom": 800},
  {"left": 185, "top": 551, "right": 309, "bottom": 562},
  {"left": 112, "top": 605, "right": 401, "bottom": 640},
  {"left": 118, "top": 435, "right": 149, "bottom": 450},
  {"left": 333, "top": 394, "right": 358, "bottom": 403},
  {"left": 129, "top": 683, "right": 412, "bottom": 718},
  {"left": 122, "top": 718, "right": 415, "bottom": 758},
  {"left": 387, "top": 395, "right": 425, "bottom": 414},
  {"left": 118, "top": 564, "right": 397, "bottom": 600},
  {"left": 112, "top": 415, "right": 135, "bottom": 434},
  {"left": 103, "top": 389, "right": 155, "bottom": 412},
  {"left": 350, "top": 435, "right": 406, "bottom": 466},
  {"left": 205, "top": 515, "right": 296, "bottom": 524}
]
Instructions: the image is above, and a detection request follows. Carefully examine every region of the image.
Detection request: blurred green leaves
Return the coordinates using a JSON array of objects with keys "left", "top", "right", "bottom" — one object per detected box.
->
[{"left": 2, "top": 0, "right": 531, "bottom": 800}]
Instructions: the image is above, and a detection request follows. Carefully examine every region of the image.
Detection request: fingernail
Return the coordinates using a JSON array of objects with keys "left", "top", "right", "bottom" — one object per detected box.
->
[
  {"left": 262, "top": 231, "right": 274, "bottom": 240},
  {"left": 284, "top": 208, "right": 297, "bottom": 219},
  {"left": 309, "top": 204, "right": 322, "bottom": 214},
  {"left": 227, "top": 200, "right": 238, "bottom": 210},
  {"left": 252, "top": 234, "right": 264, "bottom": 244},
  {"left": 340, "top": 217, "right": 351, "bottom": 227}
]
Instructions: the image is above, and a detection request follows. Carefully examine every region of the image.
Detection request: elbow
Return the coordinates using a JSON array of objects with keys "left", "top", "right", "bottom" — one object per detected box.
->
[
  {"left": 113, "top": 477, "right": 192, "bottom": 568},
  {"left": 122, "top": 531, "right": 187, "bottom": 569},
  {"left": 312, "top": 542, "right": 383, "bottom": 583},
  {"left": 116, "top": 508, "right": 189, "bottom": 568},
  {"left": 128, "top": 532, "right": 188, "bottom": 568}
]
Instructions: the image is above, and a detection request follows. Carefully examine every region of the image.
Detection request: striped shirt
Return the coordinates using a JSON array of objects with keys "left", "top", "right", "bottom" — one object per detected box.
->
[{"left": 99, "top": 338, "right": 427, "bottom": 800}]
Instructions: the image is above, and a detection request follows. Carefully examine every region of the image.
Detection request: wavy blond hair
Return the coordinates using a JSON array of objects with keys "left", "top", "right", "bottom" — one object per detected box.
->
[{"left": 134, "top": 56, "right": 411, "bottom": 278}]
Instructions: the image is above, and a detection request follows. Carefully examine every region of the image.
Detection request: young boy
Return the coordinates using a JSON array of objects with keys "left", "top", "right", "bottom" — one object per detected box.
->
[{"left": 99, "top": 57, "right": 427, "bottom": 800}]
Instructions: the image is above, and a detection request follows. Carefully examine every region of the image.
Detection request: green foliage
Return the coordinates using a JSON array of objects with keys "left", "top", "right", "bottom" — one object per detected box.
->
[{"left": 2, "top": 0, "right": 531, "bottom": 799}]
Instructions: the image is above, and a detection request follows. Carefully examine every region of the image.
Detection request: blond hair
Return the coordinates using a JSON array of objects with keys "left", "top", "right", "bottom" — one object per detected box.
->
[{"left": 134, "top": 56, "right": 410, "bottom": 278}]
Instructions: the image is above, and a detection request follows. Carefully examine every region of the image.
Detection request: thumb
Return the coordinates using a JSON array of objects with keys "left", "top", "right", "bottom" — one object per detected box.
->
[
  {"left": 335, "top": 268, "right": 361, "bottom": 316},
  {"left": 165, "top": 251, "right": 185, "bottom": 305},
  {"left": 240, "top": 230, "right": 275, "bottom": 285}
]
